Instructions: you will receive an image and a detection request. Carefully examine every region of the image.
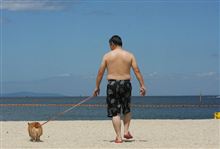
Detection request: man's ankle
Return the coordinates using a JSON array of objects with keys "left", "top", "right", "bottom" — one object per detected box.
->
[{"left": 116, "top": 135, "right": 122, "bottom": 140}]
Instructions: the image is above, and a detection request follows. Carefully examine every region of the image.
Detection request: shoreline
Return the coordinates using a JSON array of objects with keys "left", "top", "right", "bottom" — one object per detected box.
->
[{"left": 1, "top": 119, "right": 219, "bottom": 148}]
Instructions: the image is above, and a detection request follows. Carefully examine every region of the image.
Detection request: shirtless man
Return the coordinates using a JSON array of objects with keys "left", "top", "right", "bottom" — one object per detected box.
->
[{"left": 93, "top": 35, "right": 146, "bottom": 143}]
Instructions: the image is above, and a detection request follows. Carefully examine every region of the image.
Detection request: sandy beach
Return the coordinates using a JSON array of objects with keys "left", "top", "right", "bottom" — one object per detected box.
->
[{"left": 1, "top": 119, "right": 219, "bottom": 149}]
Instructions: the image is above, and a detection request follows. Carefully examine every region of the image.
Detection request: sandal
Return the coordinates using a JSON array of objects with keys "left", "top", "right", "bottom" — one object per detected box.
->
[
  {"left": 124, "top": 132, "right": 133, "bottom": 139},
  {"left": 115, "top": 137, "right": 123, "bottom": 143}
]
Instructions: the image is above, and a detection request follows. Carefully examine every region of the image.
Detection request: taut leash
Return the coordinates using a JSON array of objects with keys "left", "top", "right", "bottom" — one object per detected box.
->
[{"left": 41, "top": 96, "right": 94, "bottom": 126}]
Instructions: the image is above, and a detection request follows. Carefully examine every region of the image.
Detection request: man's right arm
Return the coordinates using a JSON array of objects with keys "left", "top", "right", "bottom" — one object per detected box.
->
[
  {"left": 93, "top": 54, "right": 107, "bottom": 96},
  {"left": 131, "top": 54, "right": 146, "bottom": 96}
]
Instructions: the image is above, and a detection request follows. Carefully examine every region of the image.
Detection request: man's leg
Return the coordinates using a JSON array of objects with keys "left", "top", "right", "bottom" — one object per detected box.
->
[
  {"left": 112, "top": 114, "right": 122, "bottom": 140},
  {"left": 123, "top": 112, "right": 131, "bottom": 135}
]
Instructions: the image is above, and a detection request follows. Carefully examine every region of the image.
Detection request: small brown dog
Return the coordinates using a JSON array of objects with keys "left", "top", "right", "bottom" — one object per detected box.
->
[{"left": 28, "top": 122, "right": 43, "bottom": 142}]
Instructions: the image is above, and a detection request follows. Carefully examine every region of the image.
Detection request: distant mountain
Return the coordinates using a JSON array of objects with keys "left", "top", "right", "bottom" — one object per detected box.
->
[
  {"left": 2, "top": 73, "right": 219, "bottom": 96},
  {"left": 2, "top": 74, "right": 103, "bottom": 96},
  {"left": 1, "top": 91, "right": 65, "bottom": 97}
]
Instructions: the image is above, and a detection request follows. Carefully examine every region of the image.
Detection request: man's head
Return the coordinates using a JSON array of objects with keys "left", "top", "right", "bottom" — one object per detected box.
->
[{"left": 109, "top": 35, "right": 122, "bottom": 50}]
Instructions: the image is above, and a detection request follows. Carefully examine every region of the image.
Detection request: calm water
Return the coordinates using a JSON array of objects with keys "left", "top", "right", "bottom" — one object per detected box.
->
[{"left": 0, "top": 96, "right": 219, "bottom": 121}]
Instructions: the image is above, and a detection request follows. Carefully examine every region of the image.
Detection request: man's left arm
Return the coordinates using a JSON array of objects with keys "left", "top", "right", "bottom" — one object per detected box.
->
[{"left": 93, "top": 55, "right": 107, "bottom": 96}]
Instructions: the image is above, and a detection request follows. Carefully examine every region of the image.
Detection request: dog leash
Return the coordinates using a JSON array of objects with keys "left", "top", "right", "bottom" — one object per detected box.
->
[{"left": 41, "top": 95, "right": 94, "bottom": 126}]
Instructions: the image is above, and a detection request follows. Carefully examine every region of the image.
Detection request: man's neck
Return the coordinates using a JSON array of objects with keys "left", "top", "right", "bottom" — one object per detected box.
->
[{"left": 112, "top": 46, "right": 122, "bottom": 51}]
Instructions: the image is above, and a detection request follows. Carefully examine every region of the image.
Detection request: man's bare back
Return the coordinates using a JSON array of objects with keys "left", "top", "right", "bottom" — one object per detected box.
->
[
  {"left": 93, "top": 35, "right": 146, "bottom": 97},
  {"left": 104, "top": 48, "right": 132, "bottom": 80}
]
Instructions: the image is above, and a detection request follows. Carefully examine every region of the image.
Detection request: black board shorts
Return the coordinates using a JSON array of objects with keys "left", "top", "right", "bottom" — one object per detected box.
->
[{"left": 106, "top": 79, "right": 132, "bottom": 117}]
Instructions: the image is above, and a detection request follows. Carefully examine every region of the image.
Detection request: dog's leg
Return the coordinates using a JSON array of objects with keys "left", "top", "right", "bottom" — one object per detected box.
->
[{"left": 34, "top": 137, "right": 37, "bottom": 142}]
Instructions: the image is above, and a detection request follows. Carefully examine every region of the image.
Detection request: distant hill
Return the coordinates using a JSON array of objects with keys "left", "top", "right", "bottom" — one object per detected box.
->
[{"left": 1, "top": 91, "right": 65, "bottom": 97}]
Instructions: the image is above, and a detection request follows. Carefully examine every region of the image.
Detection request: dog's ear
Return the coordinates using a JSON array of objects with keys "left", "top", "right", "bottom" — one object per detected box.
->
[{"left": 28, "top": 122, "right": 30, "bottom": 125}]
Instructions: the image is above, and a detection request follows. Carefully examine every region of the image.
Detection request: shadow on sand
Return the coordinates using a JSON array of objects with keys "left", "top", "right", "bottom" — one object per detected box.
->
[{"left": 103, "top": 139, "right": 147, "bottom": 143}]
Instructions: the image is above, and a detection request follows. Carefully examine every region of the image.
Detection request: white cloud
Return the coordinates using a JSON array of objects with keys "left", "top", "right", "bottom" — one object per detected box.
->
[
  {"left": 143, "top": 72, "right": 158, "bottom": 78},
  {"left": 0, "top": 0, "right": 72, "bottom": 11},
  {"left": 196, "top": 72, "right": 217, "bottom": 77},
  {"left": 56, "top": 73, "right": 72, "bottom": 77},
  {"left": 82, "top": 75, "right": 96, "bottom": 80},
  {"left": 85, "top": 10, "right": 113, "bottom": 16},
  {"left": 148, "top": 72, "right": 158, "bottom": 77},
  {"left": 143, "top": 72, "right": 219, "bottom": 81}
]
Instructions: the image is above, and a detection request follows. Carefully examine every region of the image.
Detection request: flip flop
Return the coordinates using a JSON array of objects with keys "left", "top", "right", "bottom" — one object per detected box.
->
[
  {"left": 124, "top": 132, "right": 133, "bottom": 139},
  {"left": 115, "top": 137, "right": 123, "bottom": 143}
]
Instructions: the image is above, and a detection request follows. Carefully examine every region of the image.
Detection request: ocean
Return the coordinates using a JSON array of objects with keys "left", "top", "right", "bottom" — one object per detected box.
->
[{"left": 0, "top": 96, "right": 219, "bottom": 121}]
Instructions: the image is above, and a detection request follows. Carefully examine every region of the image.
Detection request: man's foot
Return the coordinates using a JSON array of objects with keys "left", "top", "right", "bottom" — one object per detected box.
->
[
  {"left": 115, "top": 137, "right": 123, "bottom": 143},
  {"left": 124, "top": 132, "right": 133, "bottom": 139}
]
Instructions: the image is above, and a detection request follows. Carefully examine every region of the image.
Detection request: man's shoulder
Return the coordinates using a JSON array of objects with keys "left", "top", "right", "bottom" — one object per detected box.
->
[
  {"left": 104, "top": 51, "right": 111, "bottom": 57},
  {"left": 103, "top": 51, "right": 112, "bottom": 60},
  {"left": 122, "top": 49, "right": 134, "bottom": 57},
  {"left": 104, "top": 49, "right": 134, "bottom": 57}
]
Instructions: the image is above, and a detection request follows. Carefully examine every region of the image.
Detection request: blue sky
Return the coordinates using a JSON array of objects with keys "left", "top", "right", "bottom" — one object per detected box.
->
[{"left": 1, "top": 0, "right": 219, "bottom": 96}]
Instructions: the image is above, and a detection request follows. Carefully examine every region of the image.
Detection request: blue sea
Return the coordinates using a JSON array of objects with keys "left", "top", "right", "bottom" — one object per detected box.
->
[{"left": 0, "top": 96, "right": 220, "bottom": 121}]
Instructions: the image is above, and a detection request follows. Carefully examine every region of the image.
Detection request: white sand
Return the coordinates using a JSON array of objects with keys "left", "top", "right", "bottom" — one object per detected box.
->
[{"left": 0, "top": 119, "right": 219, "bottom": 149}]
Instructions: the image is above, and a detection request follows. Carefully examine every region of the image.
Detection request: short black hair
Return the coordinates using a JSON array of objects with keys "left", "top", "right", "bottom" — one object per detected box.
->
[{"left": 109, "top": 35, "right": 122, "bottom": 46}]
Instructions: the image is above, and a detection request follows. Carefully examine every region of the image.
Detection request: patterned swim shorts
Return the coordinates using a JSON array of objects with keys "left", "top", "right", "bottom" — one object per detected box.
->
[{"left": 106, "top": 79, "right": 132, "bottom": 117}]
